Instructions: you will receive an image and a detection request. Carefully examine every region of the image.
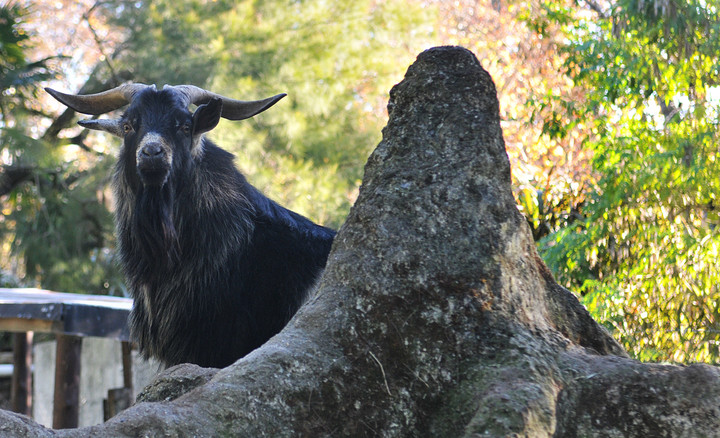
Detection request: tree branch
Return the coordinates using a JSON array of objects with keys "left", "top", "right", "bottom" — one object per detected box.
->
[
  {"left": 0, "top": 165, "right": 91, "bottom": 197},
  {"left": 583, "top": 0, "right": 610, "bottom": 18},
  {"left": 0, "top": 166, "right": 34, "bottom": 197},
  {"left": 83, "top": 2, "right": 119, "bottom": 81}
]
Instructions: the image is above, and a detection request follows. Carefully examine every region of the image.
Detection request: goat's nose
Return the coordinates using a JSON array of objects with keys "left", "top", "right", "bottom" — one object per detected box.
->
[{"left": 140, "top": 143, "right": 164, "bottom": 157}]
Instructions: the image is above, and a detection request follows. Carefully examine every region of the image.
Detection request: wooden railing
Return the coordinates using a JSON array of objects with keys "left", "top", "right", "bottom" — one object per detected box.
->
[{"left": 0, "top": 288, "right": 132, "bottom": 429}]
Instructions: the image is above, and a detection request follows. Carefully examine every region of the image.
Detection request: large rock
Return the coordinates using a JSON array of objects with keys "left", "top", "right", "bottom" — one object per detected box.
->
[{"left": 1, "top": 45, "right": 718, "bottom": 437}]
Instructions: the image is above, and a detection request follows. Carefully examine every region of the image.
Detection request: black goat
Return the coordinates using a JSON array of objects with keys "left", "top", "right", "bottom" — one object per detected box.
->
[{"left": 47, "top": 84, "right": 335, "bottom": 368}]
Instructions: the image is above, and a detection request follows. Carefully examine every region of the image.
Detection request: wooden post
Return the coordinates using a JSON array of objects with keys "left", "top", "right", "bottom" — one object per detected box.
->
[
  {"left": 52, "top": 334, "right": 82, "bottom": 429},
  {"left": 104, "top": 341, "right": 134, "bottom": 421},
  {"left": 103, "top": 387, "right": 133, "bottom": 421},
  {"left": 11, "top": 331, "right": 33, "bottom": 416},
  {"left": 121, "top": 341, "right": 133, "bottom": 391},
  {"left": 103, "top": 342, "right": 134, "bottom": 421}
]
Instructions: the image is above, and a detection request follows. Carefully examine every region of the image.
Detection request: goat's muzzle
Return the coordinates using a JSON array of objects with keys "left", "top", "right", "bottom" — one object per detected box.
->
[{"left": 136, "top": 134, "right": 172, "bottom": 186}]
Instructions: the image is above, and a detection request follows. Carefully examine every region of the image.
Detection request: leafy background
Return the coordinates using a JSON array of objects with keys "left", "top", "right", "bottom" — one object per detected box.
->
[{"left": 1, "top": 0, "right": 718, "bottom": 364}]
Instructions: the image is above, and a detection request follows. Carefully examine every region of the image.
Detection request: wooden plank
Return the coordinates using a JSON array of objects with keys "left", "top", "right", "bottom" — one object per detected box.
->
[
  {"left": 52, "top": 334, "right": 82, "bottom": 429},
  {"left": 0, "top": 288, "right": 135, "bottom": 429},
  {"left": 63, "top": 304, "right": 131, "bottom": 340},
  {"left": 11, "top": 332, "right": 33, "bottom": 416},
  {"left": 0, "top": 288, "right": 132, "bottom": 340},
  {"left": 0, "top": 318, "right": 58, "bottom": 334},
  {"left": 0, "top": 288, "right": 133, "bottom": 310},
  {"left": 0, "top": 302, "right": 63, "bottom": 322}
]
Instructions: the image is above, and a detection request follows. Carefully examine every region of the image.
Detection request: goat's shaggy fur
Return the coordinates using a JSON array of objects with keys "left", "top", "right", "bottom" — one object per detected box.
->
[{"left": 49, "top": 86, "right": 335, "bottom": 368}]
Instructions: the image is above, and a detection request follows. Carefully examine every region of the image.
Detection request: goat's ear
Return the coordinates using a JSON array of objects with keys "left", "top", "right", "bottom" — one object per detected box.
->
[
  {"left": 78, "top": 118, "right": 124, "bottom": 137},
  {"left": 192, "top": 97, "right": 223, "bottom": 136}
]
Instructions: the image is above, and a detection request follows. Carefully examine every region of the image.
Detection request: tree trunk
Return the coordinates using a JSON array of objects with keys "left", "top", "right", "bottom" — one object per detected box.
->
[{"left": 1, "top": 46, "right": 719, "bottom": 437}]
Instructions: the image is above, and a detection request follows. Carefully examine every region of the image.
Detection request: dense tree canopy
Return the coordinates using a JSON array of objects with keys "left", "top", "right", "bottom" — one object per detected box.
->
[
  {"left": 1, "top": 0, "right": 719, "bottom": 364},
  {"left": 536, "top": 0, "right": 720, "bottom": 362},
  {"left": 0, "top": 3, "right": 121, "bottom": 293}
]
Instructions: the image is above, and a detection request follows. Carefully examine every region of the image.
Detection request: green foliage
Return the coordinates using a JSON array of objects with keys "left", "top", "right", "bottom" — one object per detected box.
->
[
  {"left": 0, "top": 4, "right": 56, "bottom": 117},
  {"left": 3, "top": 155, "right": 122, "bottom": 293},
  {"left": 0, "top": 4, "right": 121, "bottom": 294},
  {"left": 538, "top": 0, "right": 720, "bottom": 363},
  {"left": 102, "top": 0, "right": 434, "bottom": 227},
  {"left": 104, "top": 0, "right": 233, "bottom": 85},
  {"left": 0, "top": 4, "right": 29, "bottom": 76}
]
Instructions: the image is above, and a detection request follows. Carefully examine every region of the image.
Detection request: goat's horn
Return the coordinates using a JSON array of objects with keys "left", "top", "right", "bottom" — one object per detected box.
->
[
  {"left": 166, "top": 85, "right": 286, "bottom": 121},
  {"left": 45, "top": 83, "right": 154, "bottom": 115}
]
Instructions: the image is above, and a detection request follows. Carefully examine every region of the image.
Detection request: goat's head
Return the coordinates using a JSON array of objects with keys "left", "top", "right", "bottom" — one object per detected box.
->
[{"left": 46, "top": 84, "right": 285, "bottom": 187}]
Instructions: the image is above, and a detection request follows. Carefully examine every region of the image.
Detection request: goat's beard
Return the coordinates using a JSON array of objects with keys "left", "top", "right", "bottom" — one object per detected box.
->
[{"left": 133, "top": 184, "right": 180, "bottom": 269}]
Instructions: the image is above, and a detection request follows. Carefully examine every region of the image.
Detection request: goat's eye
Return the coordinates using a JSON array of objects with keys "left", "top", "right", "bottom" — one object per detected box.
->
[
  {"left": 179, "top": 123, "right": 191, "bottom": 135},
  {"left": 122, "top": 122, "right": 133, "bottom": 134}
]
